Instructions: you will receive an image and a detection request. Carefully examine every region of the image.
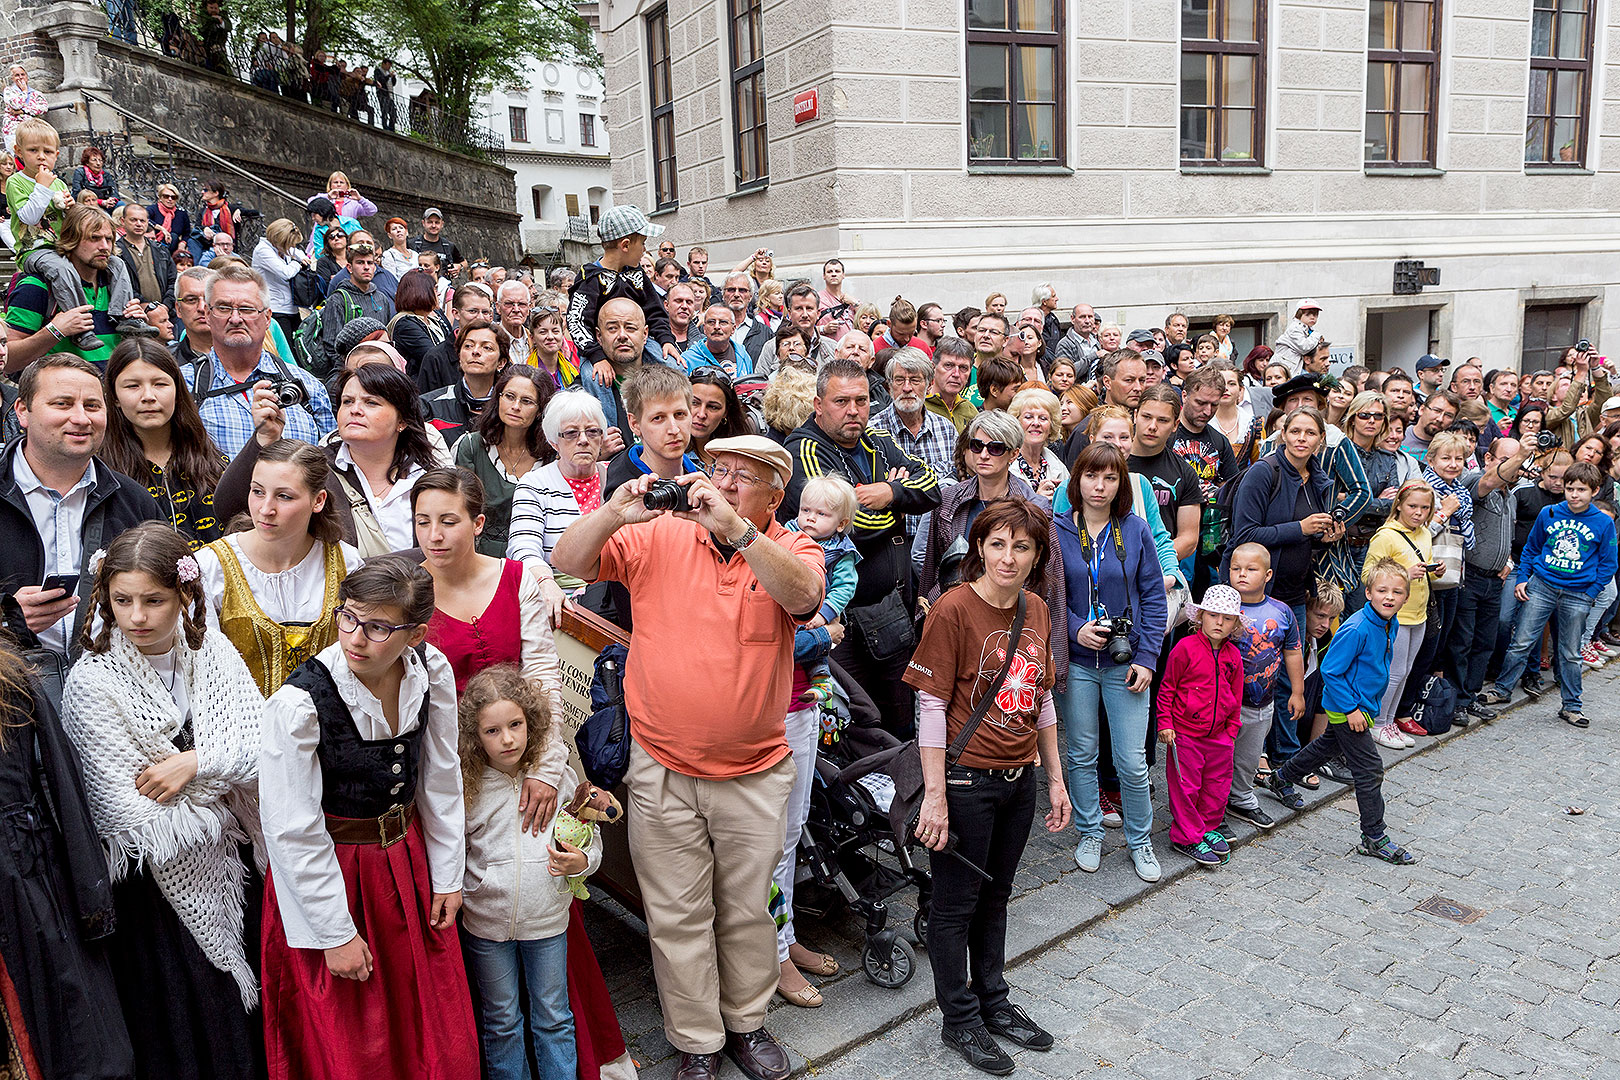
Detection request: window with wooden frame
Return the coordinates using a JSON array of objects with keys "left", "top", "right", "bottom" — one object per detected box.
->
[
  {"left": 646, "top": 6, "right": 678, "bottom": 208},
  {"left": 580, "top": 114, "right": 597, "bottom": 147},
  {"left": 729, "top": 0, "right": 768, "bottom": 189},
  {"left": 1525, "top": 0, "right": 1593, "bottom": 167},
  {"left": 1180, "top": 0, "right": 1265, "bottom": 166},
  {"left": 1365, "top": 0, "right": 1442, "bottom": 167},
  {"left": 509, "top": 106, "right": 528, "bottom": 143},
  {"left": 1522, "top": 303, "right": 1585, "bottom": 371},
  {"left": 965, "top": 0, "right": 1062, "bottom": 164}
]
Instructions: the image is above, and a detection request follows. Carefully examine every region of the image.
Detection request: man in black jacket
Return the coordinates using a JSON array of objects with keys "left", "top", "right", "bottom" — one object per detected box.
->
[
  {"left": 116, "top": 205, "right": 177, "bottom": 313},
  {"left": 779, "top": 357, "right": 941, "bottom": 734},
  {"left": 0, "top": 356, "right": 163, "bottom": 662}
]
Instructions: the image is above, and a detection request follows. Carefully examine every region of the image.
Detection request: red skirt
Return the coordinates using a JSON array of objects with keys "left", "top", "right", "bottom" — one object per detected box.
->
[
  {"left": 261, "top": 819, "right": 478, "bottom": 1080},
  {"left": 567, "top": 900, "right": 628, "bottom": 1080}
]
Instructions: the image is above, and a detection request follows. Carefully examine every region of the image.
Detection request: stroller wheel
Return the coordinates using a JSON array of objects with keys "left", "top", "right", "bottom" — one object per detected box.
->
[
  {"left": 862, "top": 937, "right": 916, "bottom": 988},
  {"left": 912, "top": 907, "right": 929, "bottom": 948}
]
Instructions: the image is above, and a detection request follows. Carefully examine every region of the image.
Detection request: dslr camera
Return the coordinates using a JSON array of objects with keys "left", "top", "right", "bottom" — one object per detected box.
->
[
  {"left": 1577, "top": 338, "right": 1593, "bottom": 354},
  {"left": 1537, "top": 430, "right": 1562, "bottom": 450},
  {"left": 1331, "top": 504, "right": 1351, "bottom": 523},
  {"left": 643, "top": 478, "right": 692, "bottom": 513},
  {"left": 263, "top": 371, "right": 310, "bottom": 410},
  {"left": 1094, "top": 613, "right": 1134, "bottom": 665}
]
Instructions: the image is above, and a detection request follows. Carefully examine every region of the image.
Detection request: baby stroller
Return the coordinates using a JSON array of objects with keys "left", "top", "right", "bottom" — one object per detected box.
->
[{"left": 794, "top": 665, "right": 931, "bottom": 989}]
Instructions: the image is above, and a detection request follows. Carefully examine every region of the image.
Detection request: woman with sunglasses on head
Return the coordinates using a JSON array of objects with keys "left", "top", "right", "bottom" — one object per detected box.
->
[
  {"left": 454, "top": 365, "right": 557, "bottom": 560},
  {"left": 102, "top": 337, "right": 229, "bottom": 549},
  {"left": 689, "top": 367, "right": 755, "bottom": 464},
  {"left": 147, "top": 183, "right": 191, "bottom": 254},
  {"left": 1340, "top": 391, "right": 1399, "bottom": 611},
  {"left": 387, "top": 268, "right": 453, "bottom": 379},
  {"left": 315, "top": 226, "right": 349, "bottom": 287}
]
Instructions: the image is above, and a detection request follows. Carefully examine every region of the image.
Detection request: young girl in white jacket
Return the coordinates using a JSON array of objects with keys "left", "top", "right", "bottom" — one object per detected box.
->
[
  {"left": 459, "top": 665, "right": 600, "bottom": 1080},
  {"left": 62, "top": 522, "right": 266, "bottom": 1079}
]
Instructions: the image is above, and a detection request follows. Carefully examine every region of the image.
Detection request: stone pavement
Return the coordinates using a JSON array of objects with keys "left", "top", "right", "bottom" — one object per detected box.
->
[{"left": 581, "top": 669, "right": 1620, "bottom": 1080}]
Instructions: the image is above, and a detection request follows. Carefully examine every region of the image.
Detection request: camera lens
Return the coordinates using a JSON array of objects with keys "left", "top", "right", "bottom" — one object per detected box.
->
[
  {"left": 1107, "top": 636, "right": 1134, "bottom": 665},
  {"left": 275, "top": 380, "right": 310, "bottom": 409},
  {"left": 642, "top": 479, "right": 689, "bottom": 513}
]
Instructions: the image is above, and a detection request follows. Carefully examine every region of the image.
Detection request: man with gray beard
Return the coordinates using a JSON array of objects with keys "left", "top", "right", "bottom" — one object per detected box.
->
[{"left": 873, "top": 346, "right": 957, "bottom": 540}]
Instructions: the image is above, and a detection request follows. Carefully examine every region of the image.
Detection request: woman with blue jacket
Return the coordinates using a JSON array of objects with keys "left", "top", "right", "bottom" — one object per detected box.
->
[{"left": 1055, "top": 442, "right": 1168, "bottom": 883}]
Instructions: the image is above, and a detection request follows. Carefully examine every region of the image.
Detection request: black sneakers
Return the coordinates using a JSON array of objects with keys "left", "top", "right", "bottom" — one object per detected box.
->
[
  {"left": 1226, "top": 803, "right": 1276, "bottom": 829},
  {"left": 985, "top": 1004, "right": 1054, "bottom": 1051},
  {"left": 943, "top": 1025, "right": 1016, "bottom": 1075}
]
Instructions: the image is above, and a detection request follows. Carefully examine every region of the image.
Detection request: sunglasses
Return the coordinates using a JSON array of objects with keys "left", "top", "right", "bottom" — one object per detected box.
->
[
  {"left": 1354, "top": 411, "right": 1386, "bottom": 421},
  {"left": 967, "top": 439, "right": 1011, "bottom": 456}
]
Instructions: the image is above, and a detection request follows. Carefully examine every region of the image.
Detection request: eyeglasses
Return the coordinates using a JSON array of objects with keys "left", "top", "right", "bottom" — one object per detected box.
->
[
  {"left": 556, "top": 426, "right": 604, "bottom": 443},
  {"left": 711, "top": 463, "right": 768, "bottom": 488},
  {"left": 1354, "top": 411, "right": 1386, "bottom": 421},
  {"left": 209, "top": 303, "right": 263, "bottom": 319},
  {"left": 967, "top": 439, "right": 1012, "bottom": 456},
  {"left": 335, "top": 606, "right": 417, "bottom": 642}
]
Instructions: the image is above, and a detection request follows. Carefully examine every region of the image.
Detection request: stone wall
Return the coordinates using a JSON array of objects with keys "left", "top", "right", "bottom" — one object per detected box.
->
[{"left": 88, "top": 40, "right": 523, "bottom": 263}]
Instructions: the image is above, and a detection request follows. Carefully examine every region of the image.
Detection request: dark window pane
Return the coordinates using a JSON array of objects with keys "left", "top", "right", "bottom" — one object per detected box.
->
[
  {"left": 1528, "top": 67, "right": 1550, "bottom": 115},
  {"left": 967, "top": 0, "right": 1007, "bottom": 29},
  {"left": 1181, "top": 106, "right": 1214, "bottom": 160},
  {"left": 1531, "top": 6, "right": 1554, "bottom": 55},
  {"left": 969, "top": 102, "right": 1010, "bottom": 159},
  {"left": 1182, "top": 52, "right": 1212, "bottom": 108},
  {"left": 1183, "top": 0, "right": 1214, "bottom": 39},
  {"left": 1366, "top": 62, "right": 1392, "bottom": 112},
  {"left": 1365, "top": 111, "right": 1392, "bottom": 161},
  {"left": 969, "top": 44, "right": 1009, "bottom": 101},
  {"left": 1526, "top": 116, "right": 1549, "bottom": 162},
  {"left": 1368, "top": 1, "right": 1393, "bottom": 49}
]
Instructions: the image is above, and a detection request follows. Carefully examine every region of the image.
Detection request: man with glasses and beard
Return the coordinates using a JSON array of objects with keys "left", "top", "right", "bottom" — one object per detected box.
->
[{"left": 872, "top": 346, "right": 957, "bottom": 538}]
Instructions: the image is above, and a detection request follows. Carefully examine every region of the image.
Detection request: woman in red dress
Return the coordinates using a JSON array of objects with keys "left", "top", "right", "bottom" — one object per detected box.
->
[{"left": 414, "top": 467, "right": 636, "bottom": 1080}]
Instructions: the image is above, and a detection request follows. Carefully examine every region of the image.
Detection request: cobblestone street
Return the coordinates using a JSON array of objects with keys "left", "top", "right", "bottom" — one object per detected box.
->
[
  {"left": 801, "top": 672, "right": 1620, "bottom": 1080},
  {"left": 588, "top": 668, "right": 1620, "bottom": 1080}
]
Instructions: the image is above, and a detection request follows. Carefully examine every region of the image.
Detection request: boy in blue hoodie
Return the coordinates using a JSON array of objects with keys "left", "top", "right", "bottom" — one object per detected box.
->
[
  {"left": 1480, "top": 461, "right": 1619, "bottom": 727},
  {"left": 1269, "top": 558, "right": 1417, "bottom": 864}
]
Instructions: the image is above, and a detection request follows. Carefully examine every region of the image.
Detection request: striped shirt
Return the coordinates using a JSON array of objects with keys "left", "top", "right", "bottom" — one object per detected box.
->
[
  {"left": 506, "top": 460, "right": 607, "bottom": 589},
  {"left": 4, "top": 271, "right": 116, "bottom": 366}
]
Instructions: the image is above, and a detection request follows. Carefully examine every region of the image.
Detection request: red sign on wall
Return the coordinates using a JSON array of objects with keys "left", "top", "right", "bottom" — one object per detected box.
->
[{"left": 794, "top": 89, "right": 818, "bottom": 124}]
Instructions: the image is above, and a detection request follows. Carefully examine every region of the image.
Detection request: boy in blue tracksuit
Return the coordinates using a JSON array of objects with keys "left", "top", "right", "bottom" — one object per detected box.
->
[
  {"left": 1481, "top": 461, "right": 1619, "bottom": 727},
  {"left": 1270, "top": 557, "right": 1418, "bottom": 864}
]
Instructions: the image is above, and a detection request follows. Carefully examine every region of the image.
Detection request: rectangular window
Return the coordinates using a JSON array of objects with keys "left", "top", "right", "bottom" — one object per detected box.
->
[
  {"left": 1180, "top": 0, "right": 1265, "bottom": 166},
  {"left": 580, "top": 113, "right": 597, "bottom": 146},
  {"left": 1522, "top": 303, "right": 1584, "bottom": 371},
  {"left": 1526, "top": 0, "right": 1593, "bottom": 167},
  {"left": 1365, "top": 0, "right": 1442, "bottom": 167},
  {"left": 508, "top": 106, "right": 528, "bottom": 143},
  {"left": 729, "top": 0, "right": 768, "bottom": 188},
  {"left": 646, "top": 6, "right": 678, "bottom": 209},
  {"left": 965, "top": 0, "right": 1062, "bottom": 164}
]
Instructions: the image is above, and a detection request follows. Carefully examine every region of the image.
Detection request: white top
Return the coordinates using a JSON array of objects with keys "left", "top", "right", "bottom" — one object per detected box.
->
[
  {"left": 12, "top": 452, "right": 96, "bottom": 654},
  {"left": 260, "top": 641, "right": 465, "bottom": 949},
  {"left": 143, "top": 646, "right": 190, "bottom": 720},
  {"left": 334, "top": 442, "right": 426, "bottom": 552},
  {"left": 195, "top": 533, "right": 364, "bottom": 623},
  {"left": 251, "top": 238, "right": 307, "bottom": 315},
  {"left": 380, "top": 246, "right": 416, "bottom": 282}
]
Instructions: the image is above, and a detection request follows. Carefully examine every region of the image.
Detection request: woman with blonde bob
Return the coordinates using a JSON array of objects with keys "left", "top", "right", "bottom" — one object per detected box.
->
[
  {"left": 252, "top": 217, "right": 314, "bottom": 337},
  {"left": 1009, "top": 386, "right": 1069, "bottom": 499}
]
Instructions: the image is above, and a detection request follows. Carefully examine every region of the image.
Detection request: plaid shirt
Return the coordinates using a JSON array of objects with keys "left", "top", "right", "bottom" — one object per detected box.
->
[
  {"left": 180, "top": 351, "right": 337, "bottom": 457},
  {"left": 872, "top": 404, "right": 958, "bottom": 537}
]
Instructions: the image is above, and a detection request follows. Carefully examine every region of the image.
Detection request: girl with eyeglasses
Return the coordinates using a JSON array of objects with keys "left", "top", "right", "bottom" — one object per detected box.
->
[{"left": 260, "top": 556, "right": 480, "bottom": 1079}]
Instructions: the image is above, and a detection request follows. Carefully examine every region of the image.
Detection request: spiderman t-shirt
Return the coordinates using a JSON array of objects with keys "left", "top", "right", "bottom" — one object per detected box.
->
[
  {"left": 903, "top": 586, "right": 1054, "bottom": 769},
  {"left": 1235, "top": 596, "right": 1302, "bottom": 707}
]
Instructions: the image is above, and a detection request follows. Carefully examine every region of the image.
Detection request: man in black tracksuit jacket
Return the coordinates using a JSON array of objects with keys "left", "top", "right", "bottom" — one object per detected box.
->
[{"left": 779, "top": 369, "right": 941, "bottom": 735}]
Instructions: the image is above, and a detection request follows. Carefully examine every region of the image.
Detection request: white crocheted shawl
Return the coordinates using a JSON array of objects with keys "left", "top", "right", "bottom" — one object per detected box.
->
[{"left": 62, "top": 625, "right": 266, "bottom": 1008}]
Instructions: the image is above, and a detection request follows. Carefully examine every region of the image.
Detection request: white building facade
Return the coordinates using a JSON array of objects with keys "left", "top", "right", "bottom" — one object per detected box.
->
[
  {"left": 402, "top": 57, "right": 613, "bottom": 258},
  {"left": 600, "top": 0, "right": 1620, "bottom": 370}
]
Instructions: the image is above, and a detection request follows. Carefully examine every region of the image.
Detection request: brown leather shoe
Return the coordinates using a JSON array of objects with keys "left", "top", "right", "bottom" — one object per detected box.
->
[
  {"left": 724, "top": 1028, "right": 791, "bottom": 1080},
  {"left": 674, "top": 1052, "right": 721, "bottom": 1080}
]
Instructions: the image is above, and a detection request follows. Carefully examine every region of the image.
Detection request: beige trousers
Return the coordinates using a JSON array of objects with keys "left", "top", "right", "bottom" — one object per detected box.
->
[{"left": 626, "top": 740, "right": 795, "bottom": 1054}]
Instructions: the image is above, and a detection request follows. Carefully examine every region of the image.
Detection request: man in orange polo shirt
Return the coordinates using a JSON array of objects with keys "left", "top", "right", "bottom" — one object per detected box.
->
[{"left": 551, "top": 434, "right": 824, "bottom": 1080}]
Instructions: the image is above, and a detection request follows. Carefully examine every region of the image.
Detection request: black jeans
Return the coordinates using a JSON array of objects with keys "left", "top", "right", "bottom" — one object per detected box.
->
[
  {"left": 927, "top": 765, "right": 1036, "bottom": 1032},
  {"left": 1449, "top": 568, "right": 1503, "bottom": 706},
  {"left": 1276, "top": 722, "right": 1385, "bottom": 839}
]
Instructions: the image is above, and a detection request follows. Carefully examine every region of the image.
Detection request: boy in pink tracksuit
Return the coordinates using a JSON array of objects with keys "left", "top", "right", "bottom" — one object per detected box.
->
[{"left": 1157, "top": 585, "right": 1245, "bottom": 868}]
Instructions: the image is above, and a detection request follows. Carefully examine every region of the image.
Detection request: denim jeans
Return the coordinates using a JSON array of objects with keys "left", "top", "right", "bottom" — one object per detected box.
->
[
  {"left": 1276, "top": 721, "right": 1386, "bottom": 839},
  {"left": 1494, "top": 577, "right": 1593, "bottom": 712},
  {"left": 1267, "top": 602, "right": 1309, "bottom": 762},
  {"left": 926, "top": 767, "right": 1035, "bottom": 1032},
  {"left": 463, "top": 932, "right": 574, "bottom": 1080},
  {"left": 1491, "top": 574, "right": 1522, "bottom": 679},
  {"left": 1583, "top": 579, "right": 1617, "bottom": 642},
  {"left": 1060, "top": 663, "right": 1153, "bottom": 849},
  {"left": 1450, "top": 568, "right": 1504, "bottom": 706}
]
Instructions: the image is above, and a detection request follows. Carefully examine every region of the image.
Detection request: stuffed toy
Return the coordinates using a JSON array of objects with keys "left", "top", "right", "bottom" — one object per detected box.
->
[{"left": 552, "top": 781, "right": 622, "bottom": 900}]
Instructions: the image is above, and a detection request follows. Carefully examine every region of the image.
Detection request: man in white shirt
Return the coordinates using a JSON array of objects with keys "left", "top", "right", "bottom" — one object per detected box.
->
[{"left": 0, "top": 356, "right": 163, "bottom": 657}]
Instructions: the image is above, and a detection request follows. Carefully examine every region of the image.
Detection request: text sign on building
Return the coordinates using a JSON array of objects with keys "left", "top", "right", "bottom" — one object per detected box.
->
[
  {"left": 794, "top": 89, "right": 818, "bottom": 124},
  {"left": 1394, "top": 260, "right": 1441, "bottom": 295}
]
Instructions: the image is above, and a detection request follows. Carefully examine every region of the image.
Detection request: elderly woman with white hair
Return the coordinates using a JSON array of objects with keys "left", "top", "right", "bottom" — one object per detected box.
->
[
  {"left": 1033, "top": 282, "right": 1063, "bottom": 358},
  {"left": 1010, "top": 386, "right": 1070, "bottom": 499},
  {"left": 506, "top": 390, "right": 611, "bottom": 593}
]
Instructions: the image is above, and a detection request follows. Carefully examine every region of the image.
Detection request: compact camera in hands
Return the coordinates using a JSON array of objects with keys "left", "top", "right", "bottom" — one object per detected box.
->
[
  {"left": 1537, "top": 430, "right": 1562, "bottom": 450},
  {"left": 264, "top": 372, "right": 310, "bottom": 410},
  {"left": 642, "top": 478, "right": 692, "bottom": 513}
]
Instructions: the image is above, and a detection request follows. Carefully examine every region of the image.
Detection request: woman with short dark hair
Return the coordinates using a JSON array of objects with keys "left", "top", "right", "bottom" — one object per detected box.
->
[
  {"left": 906, "top": 497, "right": 1070, "bottom": 1075},
  {"left": 389, "top": 268, "right": 453, "bottom": 379}
]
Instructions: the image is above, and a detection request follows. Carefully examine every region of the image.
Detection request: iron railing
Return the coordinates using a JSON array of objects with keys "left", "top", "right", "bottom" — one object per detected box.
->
[{"left": 99, "top": 0, "right": 504, "bottom": 161}]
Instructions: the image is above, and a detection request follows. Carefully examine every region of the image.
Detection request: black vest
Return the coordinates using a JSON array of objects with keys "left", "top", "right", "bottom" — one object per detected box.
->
[{"left": 284, "top": 652, "right": 427, "bottom": 819}]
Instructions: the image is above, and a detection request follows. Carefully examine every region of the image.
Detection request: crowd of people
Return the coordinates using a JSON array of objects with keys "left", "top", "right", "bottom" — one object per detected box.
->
[{"left": 3, "top": 99, "right": 1618, "bottom": 1080}]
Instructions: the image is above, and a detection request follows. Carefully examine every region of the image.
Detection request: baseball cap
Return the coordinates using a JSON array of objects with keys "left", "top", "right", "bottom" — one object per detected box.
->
[
  {"left": 597, "top": 204, "right": 665, "bottom": 244},
  {"left": 422, "top": 207, "right": 444, "bottom": 219},
  {"left": 1295, "top": 298, "right": 1323, "bottom": 312},
  {"left": 1139, "top": 349, "right": 1166, "bottom": 368},
  {"left": 1126, "top": 329, "right": 1156, "bottom": 345},
  {"left": 706, "top": 434, "right": 793, "bottom": 487},
  {"left": 1416, "top": 354, "right": 1450, "bottom": 371}
]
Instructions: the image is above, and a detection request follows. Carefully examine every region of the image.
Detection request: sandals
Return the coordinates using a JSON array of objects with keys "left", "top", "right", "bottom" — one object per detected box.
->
[
  {"left": 1358, "top": 834, "right": 1417, "bottom": 865},
  {"left": 1298, "top": 773, "right": 1321, "bottom": 790}
]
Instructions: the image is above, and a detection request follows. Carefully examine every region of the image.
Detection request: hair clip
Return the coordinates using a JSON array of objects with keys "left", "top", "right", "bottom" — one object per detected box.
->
[
  {"left": 89, "top": 548, "right": 108, "bottom": 575},
  {"left": 176, "top": 554, "right": 201, "bottom": 583}
]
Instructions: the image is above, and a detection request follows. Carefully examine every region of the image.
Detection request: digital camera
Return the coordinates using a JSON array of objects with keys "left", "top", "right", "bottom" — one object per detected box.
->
[
  {"left": 643, "top": 478, "right": 692, "bottom": 513},
  {"left": 1094, "top": 614, "right": 1134, "bottom": 665},
  {"left": 265, "top": 372, "right": 310, "bottom": 410}
]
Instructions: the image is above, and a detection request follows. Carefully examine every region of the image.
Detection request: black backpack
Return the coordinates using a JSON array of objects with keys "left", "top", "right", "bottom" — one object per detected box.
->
[{"left": 1412, "top": 674, "right": 1458, "bottom": 735}]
